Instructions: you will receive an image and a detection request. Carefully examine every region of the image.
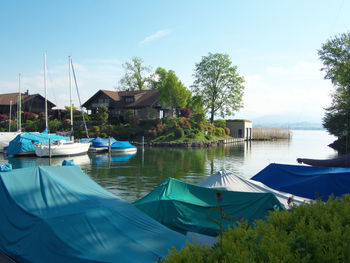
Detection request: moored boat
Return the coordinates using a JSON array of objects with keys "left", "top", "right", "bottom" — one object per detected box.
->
[
  {"left": 35, "top": 140, "right": 91, "bottom": 157},
  {"left": 0, "top": 163, "right": 188, "bottom": 262},
  {"left": 110, "top": 141, "right": 137, "bottom": 154}
]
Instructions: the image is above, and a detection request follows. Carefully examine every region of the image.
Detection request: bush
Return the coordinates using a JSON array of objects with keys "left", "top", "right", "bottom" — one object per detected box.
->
[
  {"left": 179, "top": 118, "right": 191, "bottom": 129},
  {"left": 0, "top": 114, "right": 8, "bottom": 122},
  {"left": 191, "top": 112, "right": 206, "bottom": 128},
  {"left": 48, "top": 120, "right": 62, "bottom": 132},
  {"left": 180, "top": 108, "right": 191, "bottom": 118},
  {"left": 215, "top": 127, "right": 226, "bottom": 137},
  {"left": 145, "top": 127, "right": 157, "bottom": 138},
  {"left": 224, "top": 127, "right": 230, "bottom": 136},
  {"left": 174, "top": 127, "right": 184, "bottom": 139},
  {"left": 164, "top": 196, "right": 350, "bottom": 263},
  {"left": 214, "top": 119, "right": 226, "bottom": 128}
]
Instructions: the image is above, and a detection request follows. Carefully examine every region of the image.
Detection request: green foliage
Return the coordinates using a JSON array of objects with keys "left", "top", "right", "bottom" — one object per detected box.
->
[
  {"left": 174, "top": 127, "right": 184, "bottom": 139},
  {"left": 125, "top": 110, "right": 140, "bottom": 126},
  {"left": 23, "top": 120, "right": 39, "bottom": 132},
  {"left": 48, "top": 120, "right": 62, "bottom": 132},
  {"left": 157, "top": 69, "right": 192, "bottom": 112},
  {"left": 164, "top": 196, "right": 350, "bottom": 263},
  {"left": 193, "top": 52, "right": 245, "bottom": 123},
  {"left": 319, "top": 32, "right": 350, "bottom": 153},
  {"left": 95, "top": 104, "right": 109, "bottom": 127},
  {"left": 214, "top": 127, "right": 226, "bottom": 137},
  {"left": 187, "top": 95, "right": 205, "bottom": 114},
  {"left": 213, "top": 119, "right": 226, "bottom": 128},
  {"left": 118, "top": 57, "right": 152, "bottom": 91}
]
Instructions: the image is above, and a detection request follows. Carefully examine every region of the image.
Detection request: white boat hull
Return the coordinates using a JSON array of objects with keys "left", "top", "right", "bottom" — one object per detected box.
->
[
  {"left": 0, "top": 132, "right": 20, "bottom": 152},
  {"left": 110, "top": 147, "right": 137, "bottom": 154},
  {"left": 35, "top": 141, "right": 90, "bottom": 157}
]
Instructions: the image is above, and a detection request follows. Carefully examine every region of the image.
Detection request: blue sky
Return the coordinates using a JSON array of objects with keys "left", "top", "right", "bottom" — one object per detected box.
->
[{"left": 1, "top": 0, "right": 349, "bottom": 123}]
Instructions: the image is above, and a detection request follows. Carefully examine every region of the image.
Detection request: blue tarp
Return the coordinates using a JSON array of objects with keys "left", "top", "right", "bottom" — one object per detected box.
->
[
  {"left": 111, "top": 141, "right": 136, "bottom": 149},
  {"left": 7, "top": 132, "right": 69, "bottom": 156},
  {"left": 251, "top": 163, "right": 350, "bottom": 201},
  {"left": 91, "top": 137, "right": 117, "bottom": 148},
  {"left": 0, "top": 165, "right": 187, "bottom": 263}
]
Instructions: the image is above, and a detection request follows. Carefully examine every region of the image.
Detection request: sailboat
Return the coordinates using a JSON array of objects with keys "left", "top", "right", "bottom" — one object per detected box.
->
[
  {"left": 0, "top": 74, "right": 24, "bottom": 152},
  {"left": 35, "top": 56, "right": 90, "bottom": 157}
]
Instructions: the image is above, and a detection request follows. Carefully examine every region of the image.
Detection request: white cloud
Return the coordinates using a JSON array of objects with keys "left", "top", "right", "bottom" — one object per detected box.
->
[{"left": 139, "top": 29, "right": 172, "bottom": 46}]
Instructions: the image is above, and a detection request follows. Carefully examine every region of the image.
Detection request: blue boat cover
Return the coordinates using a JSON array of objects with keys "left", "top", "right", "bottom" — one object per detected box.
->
[
  {"left": 0, "top": 165, "right": 187, "bottom": 263},
  {"left": 134, "top": 178, "right": 283, "bottom": 237},
  {"left": 91, "top": 137, "right": 117, "bottom": 148},
  {"left": 111, "top": 141, "right": 136, "bottom": 149},
  {"left": 251, "top": 163, "right": 350, "bottom": 201},
  {"left": 7, "top": 132, "right": 69, "bottom": 156}
]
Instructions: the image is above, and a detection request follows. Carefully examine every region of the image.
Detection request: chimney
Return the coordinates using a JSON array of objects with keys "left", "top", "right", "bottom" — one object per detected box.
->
[{"left": 26, "top": 90, "right": 29, "bottom": 95}]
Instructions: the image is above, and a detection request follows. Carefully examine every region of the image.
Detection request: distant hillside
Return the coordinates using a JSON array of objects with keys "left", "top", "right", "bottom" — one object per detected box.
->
[{"left": 253, "top": 121, "right": 323, "bottom": 130}]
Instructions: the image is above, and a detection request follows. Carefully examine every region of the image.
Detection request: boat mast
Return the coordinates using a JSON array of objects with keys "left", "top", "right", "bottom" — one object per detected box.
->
[
  {"left": 69, "top": 56, "right": 73, "bottom": 140},
  {"left": 44, "top": 53, "right": 48, "bottom": 131},
  {"left": 9, "top": 100, "right": 12, "bottom": 132},
  {"left": 18, "top": 73, "right": 21, "bottom": 132}
]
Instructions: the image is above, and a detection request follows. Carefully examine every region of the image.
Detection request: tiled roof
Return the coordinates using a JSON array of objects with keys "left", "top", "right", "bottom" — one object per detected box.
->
[
  {"left": 0, "top": 93, "right": 56, "bottom": 107},
  {"left": 0, "top": 93, "right": 29, "bottom": 105},
  {"left": 84, "top": 89, "right": 160, "bottom": 109}
]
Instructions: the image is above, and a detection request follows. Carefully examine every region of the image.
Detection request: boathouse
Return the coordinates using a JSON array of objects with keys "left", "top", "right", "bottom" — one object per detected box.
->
[{"left": 226, "top": 119, "right": 252, "bottom": 140}]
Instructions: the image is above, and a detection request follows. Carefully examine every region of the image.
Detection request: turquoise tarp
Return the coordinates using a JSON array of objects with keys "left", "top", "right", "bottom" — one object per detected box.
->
[
  {"left": 111, "top": 141, "right": 136, "bottom": 149},
  {"left": 0, "top": 165, "right": 187, "bottom": 263},
  {"left": 134, "top": 178, "right": 283, "bottom": 237},
  {"left": 7, "top": 132, "right": 69, "bottom": 156}
]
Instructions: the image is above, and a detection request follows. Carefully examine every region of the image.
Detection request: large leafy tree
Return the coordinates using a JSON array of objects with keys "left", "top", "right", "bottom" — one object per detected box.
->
[
  {"left": 118, "top": 57, "right": 152, "bottom": 91},
  {"left": 319, "top": 32, "right": 350, "bottom": 153},
  {"left": 153, "top": 67, "right": 192, "bottom": 115},
  {"left": 192, "top": 53, "right": 245, "bottom": 123}
]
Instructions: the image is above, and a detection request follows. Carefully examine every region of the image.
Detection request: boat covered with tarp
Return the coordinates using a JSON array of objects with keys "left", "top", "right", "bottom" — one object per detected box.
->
[
  {"left": 133, "top": 178, "right": 283, "bottom": 237},
  {"left": 251, "top": 163, "right": 350, "bottom": 201},
  {"left": 197, "top": 169, "right": 311, "bottom": 208},
  {"left": 90, "top": 137, "right": 117, "bottom": 148},
  {"left": 0, "top": 164, "right": 187, "bottom": 263},
  {"left": 7, "top": 132, "right": 69, "bottom": 156},
  {"left": 297, "top": 154, "right": 350, "bottom": 168},
  {"left": 111, "top": 141, "right": 137, "bottom": 154}
]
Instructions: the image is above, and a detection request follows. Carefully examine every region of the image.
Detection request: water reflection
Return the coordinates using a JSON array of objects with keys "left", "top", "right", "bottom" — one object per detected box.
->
[{"left": 0, "top": 130, "right": 338, "bottom": 202}]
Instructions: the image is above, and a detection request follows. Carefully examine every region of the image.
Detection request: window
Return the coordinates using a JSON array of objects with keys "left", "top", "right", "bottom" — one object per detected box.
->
[{"left": 124, "top": 96, "right": 135, "bottom": 103}]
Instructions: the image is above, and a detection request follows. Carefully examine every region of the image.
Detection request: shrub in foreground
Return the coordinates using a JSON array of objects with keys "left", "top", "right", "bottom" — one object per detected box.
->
[{"left": 164, "top": 196, "right": 350, "bottom": 263}]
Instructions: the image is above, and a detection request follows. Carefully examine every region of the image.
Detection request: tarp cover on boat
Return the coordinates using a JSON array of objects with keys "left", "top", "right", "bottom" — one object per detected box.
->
[
  {"left": 111, "top": 141, "right": 136, "bottom": 149},
  {"left": 133, "top": 178, "right": 283, "bottom": 237},
  {"left": 251, "top": 163, "right": 350, "bottom": 201},
  {"left": 91, "top": 137, "right": 117, "bottom": 148},
  {"left": 197, "top": 169, "right": 311, "bottom": 207},
  {"left": 7, "top": 132, "right": 69, "bottom": 156},
  {"left": 0, "top": 165, "right": 187, "bottom": 263},
  {"left": 297, "top": 153, "right": 350, "bottom": 168}
]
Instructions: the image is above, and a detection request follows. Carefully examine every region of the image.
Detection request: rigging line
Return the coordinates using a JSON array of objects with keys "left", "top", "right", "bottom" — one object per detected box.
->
[{"left": 70, "top": 59, "right": 89, "bottom": 139}]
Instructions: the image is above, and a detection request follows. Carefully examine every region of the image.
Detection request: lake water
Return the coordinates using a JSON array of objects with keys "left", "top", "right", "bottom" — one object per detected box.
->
[{"left": 0, "top": 130, "right": 338, "bottom": 202}]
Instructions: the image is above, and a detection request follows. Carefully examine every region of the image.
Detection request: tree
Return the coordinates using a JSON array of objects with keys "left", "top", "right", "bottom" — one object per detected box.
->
[
  {"left": 192, "top": 52, "right": 245, "bottom": 123},
  {"left": 319, "top": 32, "right": 350, "bottom": 153},
  {"left": 95, "top": 104, "right": 109, "bottom": 128},
  {"left": 118, "top": 57, "right": 152, "bottom": 91},
  {"left": 153, "top": 67, "right": 192, "bottom": 116}
]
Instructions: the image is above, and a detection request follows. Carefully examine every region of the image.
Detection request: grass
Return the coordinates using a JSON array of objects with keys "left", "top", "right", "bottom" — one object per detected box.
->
[{"left": 253, "top": 127, "right": 291, "bottom": 140}]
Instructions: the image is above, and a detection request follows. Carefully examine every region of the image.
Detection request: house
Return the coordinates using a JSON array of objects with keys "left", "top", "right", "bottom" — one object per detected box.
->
[
  {"left": 226, "top": 119, "right": 252, "bottom": 140},
  {"left": 82, "top": 89, "right": 173, "bottom": 120},
  {"left": 0, "top": 91, "right": 56, "bottom": 116}
]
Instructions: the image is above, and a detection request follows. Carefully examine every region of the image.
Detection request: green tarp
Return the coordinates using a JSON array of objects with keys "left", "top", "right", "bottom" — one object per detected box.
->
[{"left": 134, "top": 178, "right": 283, "bottom": 237}]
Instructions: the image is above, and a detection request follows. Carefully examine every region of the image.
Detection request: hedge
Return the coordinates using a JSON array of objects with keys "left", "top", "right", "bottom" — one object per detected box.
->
[{"left": 164, "top": 195, "right": 350, "bottom": 263}]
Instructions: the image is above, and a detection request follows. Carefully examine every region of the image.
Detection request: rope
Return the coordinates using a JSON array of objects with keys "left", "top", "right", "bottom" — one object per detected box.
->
[{"left": 70, "top": 59, "right": 89, "bottom": 139}]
